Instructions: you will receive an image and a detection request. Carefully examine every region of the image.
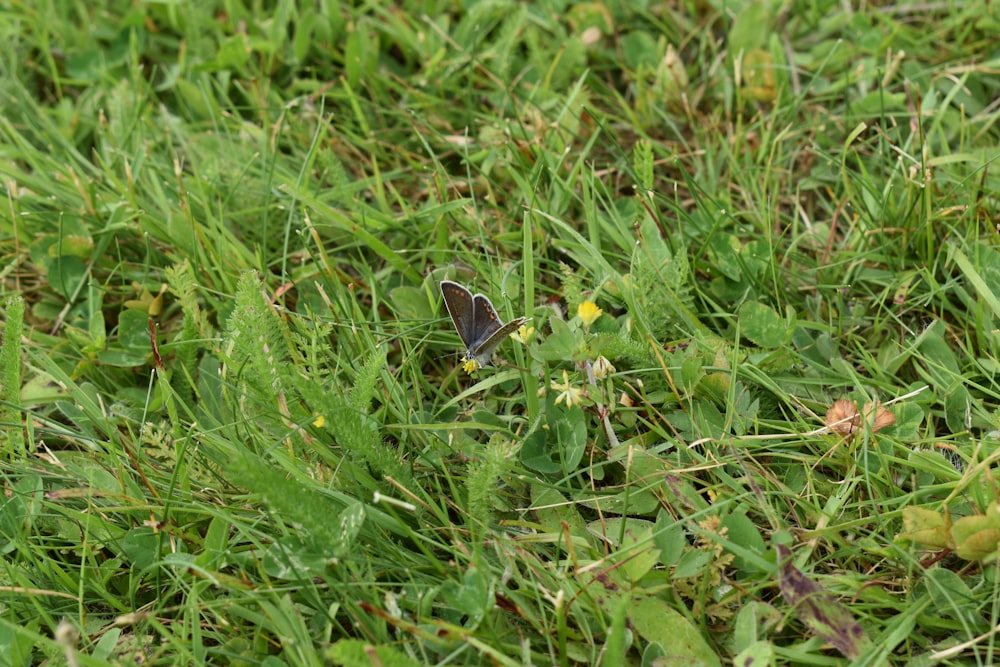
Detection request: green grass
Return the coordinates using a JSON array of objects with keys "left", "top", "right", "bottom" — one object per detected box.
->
[{"left": 2, "top": 0, "right": 1000, "bottom": 664}]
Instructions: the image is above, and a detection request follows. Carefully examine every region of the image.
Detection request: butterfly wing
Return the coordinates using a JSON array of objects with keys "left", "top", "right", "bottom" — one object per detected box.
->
[
  {"left": 443, "top": 280, "right": 525, "bottom": 369},
  {"left": 477, "top": 317, "right": 527, "bottom": 355},
  {"left": 469, "top": 294, "right": 526, "bottom": 365},
  {"left": 440, "top": 280, "right": 476, "bottom": 349},
  {"left": 470, "top": 293, "right": 504, "bottom": 352}
]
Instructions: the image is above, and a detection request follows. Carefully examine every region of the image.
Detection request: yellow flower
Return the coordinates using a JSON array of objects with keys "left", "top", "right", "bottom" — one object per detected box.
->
[
  {"left": 511, "top": 324, "right": 535, "bottom": 344},
  {"left": 551, "top": 370, "right": 584, "bottom": 408},
  {"left": 592, "top": 355, "right": 616, "bottom": 379},
  {"left": 462, "top": 356, "right": 483, "bottom": 374},
  {"left": 312, "top": 415, "right": 326, "bottom": 428},
  {"left": 577, "top": 300, "right": 602, "bottom": 328}
]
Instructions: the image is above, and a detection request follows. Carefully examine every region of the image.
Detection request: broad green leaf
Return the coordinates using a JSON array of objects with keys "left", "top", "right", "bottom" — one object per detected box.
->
[
  {"left": 721, "top": 511, "right": 767, "bottom": 571},
  {"left": 732, "top": 601, "right": 782, "bottom": 654},
  {"left": 119, "top": 527, "right": 160, "bottom": 570},
  {"left": 621, "top": 31, "right": 658, "bottom": 70},
  {"left": 441, "top": 567, "right": 488, "bottom": 619},
  {"left": 654, "top": 511, "right": 686, "bottom": 567},
  {"left": 536, "top": 317, "right": 575, "bottom": 361},
  {"left": 586, "top": 518, "right": 659, "bottom": 583},
  {"left": 531, "top": 484, "right": 588, "bottom": 535},
  {"left": 556, "top": 405, "right": 587, "bottom": 473},
  {"left": 729, "top": 0, "right": 771, "bottom": 54},
  {"left": 390, "top": 285, "right": 435, "bottom": 321},
  {"left": 733, "top": 640, "right": 776, "bottom": 667},
  {"left": 628, "top": 596, "right": 722, "bottom": 667},
  {"left": 521, "top": 429, "right": 561, "bottom": 474},
  {"left": 576, "top": 484, "right": 660, "bottom": 516},
  {"left": 951, "top": 513, "right": 1000, "bottom": 561},
  {"left": 674, "top": 548, "right": 713, "bottom": 579},
  {"left": 739, "top": 301, "right": 787, "bottom": 348},
  {"left": 943, "top": 386, "right": 972, "bottom": 433},
  {"left": 897, "top": 506, "right": 951, "bottom": 549}
]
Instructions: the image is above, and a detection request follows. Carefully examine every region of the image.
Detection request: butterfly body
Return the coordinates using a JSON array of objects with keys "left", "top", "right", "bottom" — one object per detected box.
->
[{"left": 440, "top": 280, "right": 526, "bottom": 370}]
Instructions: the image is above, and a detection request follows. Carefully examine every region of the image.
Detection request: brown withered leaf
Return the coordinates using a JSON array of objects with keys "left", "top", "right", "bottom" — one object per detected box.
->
[
  {"left": 824, "top": 399, "right": 895, "bottom": 435},
  {"left": 825, "top": 399, "right": 860, "bottom": 435},
  {"left": 864, "top": 402, "right": 896, "bottom": 432},
  {"left": 775, "top": 545, "right": 872, "bottom": 659}
]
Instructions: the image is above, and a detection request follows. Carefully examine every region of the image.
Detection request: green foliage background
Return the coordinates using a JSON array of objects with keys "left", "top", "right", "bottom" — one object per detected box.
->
[{"left": 2, "top": 0, "right": 1000, "bottom": 664}]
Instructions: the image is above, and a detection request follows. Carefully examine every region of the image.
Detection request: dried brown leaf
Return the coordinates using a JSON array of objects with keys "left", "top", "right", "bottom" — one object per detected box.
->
[
  {"left": 824, "top": 399, "right": 895, "bottom": 435},
  {"left": 775, "top": 545, "right": 871, "bottom": 659},
  {"left": 863, "top": 401, "right": 896, "bottom": 432},
  {"left": 825, "top": 399, "right": 860, "bottom": 435}
]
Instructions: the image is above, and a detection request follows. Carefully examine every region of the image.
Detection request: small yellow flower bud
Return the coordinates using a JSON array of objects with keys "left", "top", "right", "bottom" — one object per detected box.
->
[{"left": 577, "top": 301, "right": 602, "bottom": 327}]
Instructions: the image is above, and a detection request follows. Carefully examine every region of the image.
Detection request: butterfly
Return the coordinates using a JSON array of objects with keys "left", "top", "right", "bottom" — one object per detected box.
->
[{"left": 440, "top": 280, "right": 527, "bottom": 372}]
